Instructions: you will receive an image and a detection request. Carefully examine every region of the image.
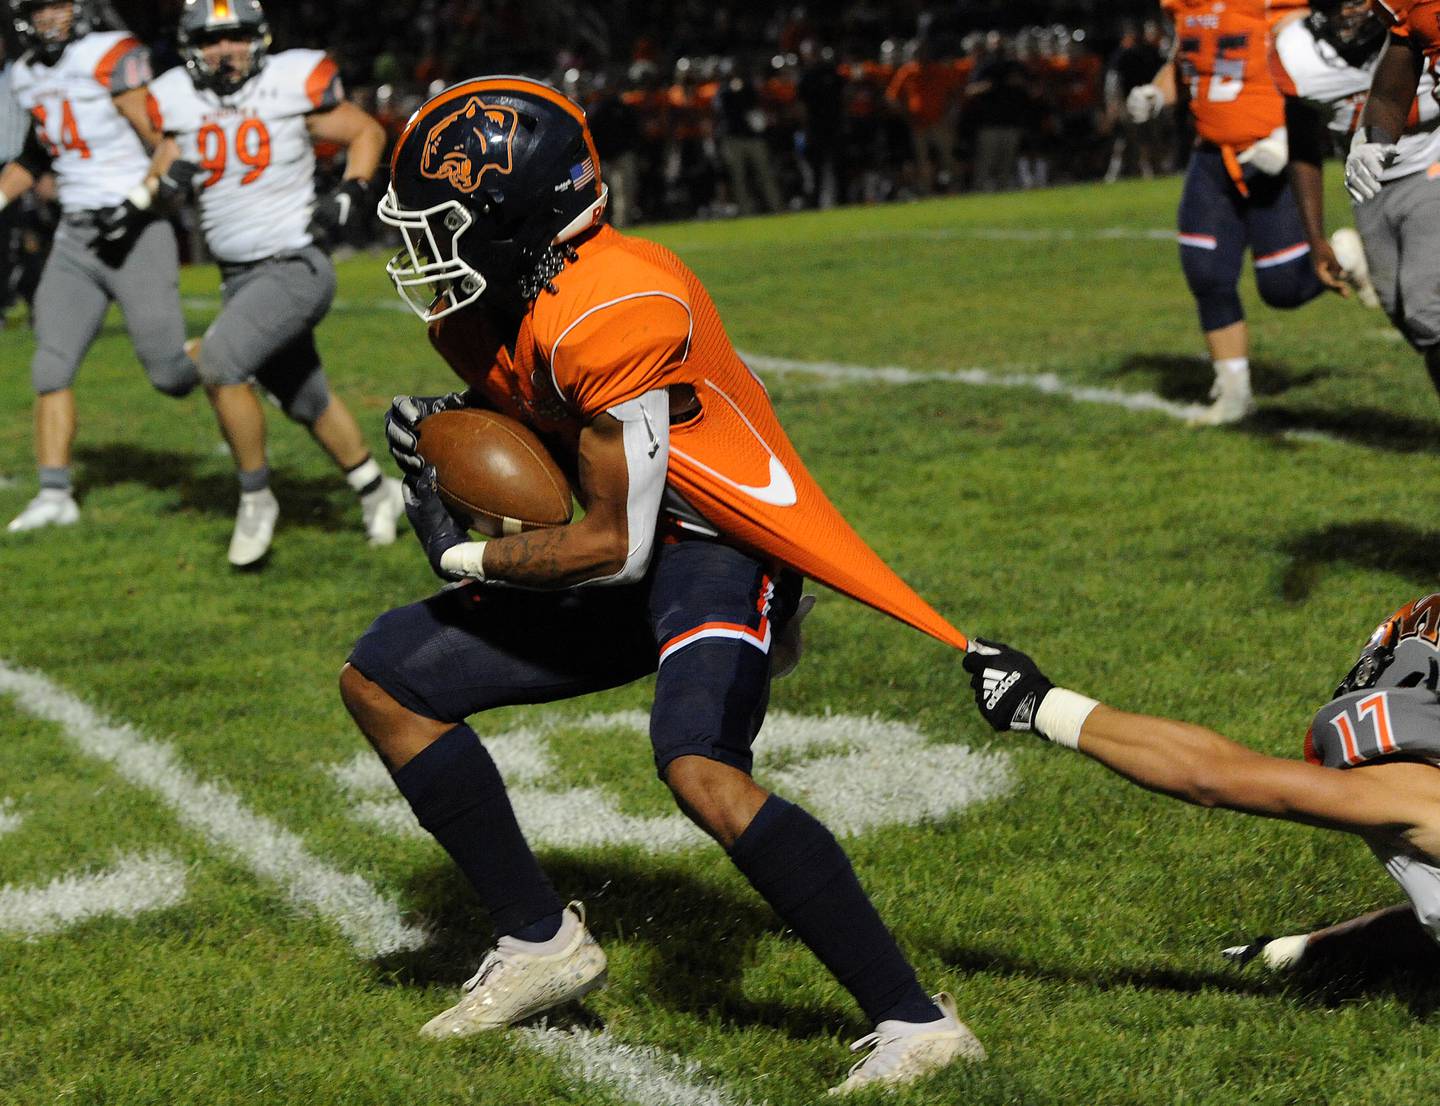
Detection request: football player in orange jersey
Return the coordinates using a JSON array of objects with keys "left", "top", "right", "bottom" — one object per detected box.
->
[
  {"left": 1128, "top": 0, "right": 1329, "bottom": 425},
  {"left": 337, "top": 77, "right": 982, "bottom": 1095}
]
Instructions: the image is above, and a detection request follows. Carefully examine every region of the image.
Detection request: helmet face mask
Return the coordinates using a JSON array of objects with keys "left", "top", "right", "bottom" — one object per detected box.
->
[
  {"left": 177, "top": 0, "right": 272, "bottom": 96},
  {"left": 11, "top": 1, "right": 92, "bottom": 64},
  {"left": 378, "top": 192, "right": 489, "bottom": 321},
  {"left": 1331, "top": 594, "right": 1440, "bottom": 700},
  {"left": 380, "top": 76, "right": 609, "bottom": 323},
  {"left": 1307, "top": 0, "right": 1384, "bottom": 67}
]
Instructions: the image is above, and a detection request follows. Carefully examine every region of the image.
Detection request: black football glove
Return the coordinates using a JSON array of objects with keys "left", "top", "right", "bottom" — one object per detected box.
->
[
  {"left": 384, "top": 391, "right": 470, "bottom": 476},
  {"left": 402, "top": 468, "right": 469, "bottom": 581},
  {"left": 961, "top": 639, "right": 1055, "bottom": 733},
  {"left": 95, "top": 196, "right": 148, "bottom": 242},
  {"left": 157, "top": 159, "right": 201, "bottom": 205},
  {"left": 307, "top": 177, "right": 371, "bottom": 251}
]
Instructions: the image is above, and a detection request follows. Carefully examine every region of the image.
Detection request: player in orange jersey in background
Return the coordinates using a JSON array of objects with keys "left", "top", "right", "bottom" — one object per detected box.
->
[
  {"left": 1127, "top": 0, "right": 1331, "bottom": 425},
  {"left": 338, "top": 77, "right": 980, "bottom": 1096}
]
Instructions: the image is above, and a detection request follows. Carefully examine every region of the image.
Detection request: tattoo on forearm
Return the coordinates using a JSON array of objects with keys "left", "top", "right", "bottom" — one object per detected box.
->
[{"left": 482, "top": 527, "right": 601, "bottom": 588}]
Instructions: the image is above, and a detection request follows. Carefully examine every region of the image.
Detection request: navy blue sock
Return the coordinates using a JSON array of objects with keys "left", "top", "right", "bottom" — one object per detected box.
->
[
  {"left": 728, "top": 795, "right": 939, "bottom": 1026},
  {"left": 390, "top": 724, "right": 563, "bottom": 938}
]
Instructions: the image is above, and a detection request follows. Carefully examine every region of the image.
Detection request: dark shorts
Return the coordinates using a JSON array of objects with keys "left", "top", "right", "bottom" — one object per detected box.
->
[
  {"left": 348, "top": 538, "right": 802, "bottom": 777},
  {"left": 1177, "top": 145, "right": 1322, "bottom": 330}
]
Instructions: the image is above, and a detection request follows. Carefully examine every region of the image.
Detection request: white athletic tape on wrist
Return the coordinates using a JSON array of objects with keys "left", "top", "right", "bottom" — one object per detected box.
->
[
  {"left": 1035, "top": 688, "right": 1100, "bottom": 750},
  {"left": 440, "top": 541, "right": 487, "bottom": 581},
  {"left": 0, "top": 193, "right": 8, "bottom": 213},
  {"left": 125, "top": 184, "right": 154, "bottom": 211}
]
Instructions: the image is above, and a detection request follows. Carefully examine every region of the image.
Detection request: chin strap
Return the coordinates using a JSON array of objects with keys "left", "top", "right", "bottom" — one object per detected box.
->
[{"left": 518, "top": 243, "right": 580, "bottom": 301}]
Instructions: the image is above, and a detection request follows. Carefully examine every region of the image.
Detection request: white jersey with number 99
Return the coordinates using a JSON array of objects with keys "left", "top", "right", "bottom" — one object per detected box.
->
[{"left": 149, "top": 49, "right": 342, "bottom": 263}]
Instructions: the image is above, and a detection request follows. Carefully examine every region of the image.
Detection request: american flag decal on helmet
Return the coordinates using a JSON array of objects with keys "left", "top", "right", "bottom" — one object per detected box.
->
[{"left": 569, "top": 159, "right": 595, "bottom": 189}]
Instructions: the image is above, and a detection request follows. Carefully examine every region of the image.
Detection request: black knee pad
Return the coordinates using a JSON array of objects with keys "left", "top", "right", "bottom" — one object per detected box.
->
[
  {"left": 1180, "top": 248, "right": 1244, "bottom": 332},
  {"left": 1255, "top": 259, "right": 1323, "bottom": 311}
]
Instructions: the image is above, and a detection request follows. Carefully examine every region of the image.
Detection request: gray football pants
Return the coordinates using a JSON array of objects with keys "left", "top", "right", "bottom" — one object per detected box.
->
[
  {"left": 1354, "top": 170, "right": 1440, "bottom": 352},
  {"left": 30, "top": 216, "right": 197, "bottom": 397},
  {"left": 201, "top": 246, "right": 336, "bottom": 425}
]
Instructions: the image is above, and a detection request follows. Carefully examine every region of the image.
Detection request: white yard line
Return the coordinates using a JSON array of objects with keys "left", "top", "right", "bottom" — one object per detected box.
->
[
  {"left": 0, "top": 798, "right": 23, "bottom": 837},
  {"left": 520, "top": 1027, "right": 752, "bottom": 1106},
  {"left": 0, "top": 662, "right": 427, "bottom": 956},
  {"left": 0, "top": 852, "right": 186, "bottom": 939},
  {"left": 741, "top": 350, "right": 1214, "bottom": 422}
]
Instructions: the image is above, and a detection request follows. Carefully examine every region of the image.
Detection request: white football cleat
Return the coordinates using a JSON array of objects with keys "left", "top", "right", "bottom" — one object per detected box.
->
[
  {"left": 228, "top": 488, "right": 279, "bottom": 567},
  {"left": 420, "top": 902, "right": 607, "bottom": 1039},
  {"left": 1189, "top": 377, "right": 1254, "bottom": 427},
  {"left": 827, "top": 992, "right": 985, "bottom": 1096},
  {"left": 361, "top": 476, "right": 405, "bottom": 546},
  {"left": 7, "top": 489, "right": 80, "bottom": 533},
  {"left": 1329, "top": 227, "right": 1380, "bottom": 308}
]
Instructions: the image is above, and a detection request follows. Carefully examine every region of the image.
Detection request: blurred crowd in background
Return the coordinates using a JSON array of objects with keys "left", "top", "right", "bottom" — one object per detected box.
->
[{"left": 2, "top": 1, "right": 1189, "bottom": 317}]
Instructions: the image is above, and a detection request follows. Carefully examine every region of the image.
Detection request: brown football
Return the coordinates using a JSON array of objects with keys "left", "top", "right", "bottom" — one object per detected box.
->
[{"left": 416, "top": 408, "right": 574, "bottom": 537}]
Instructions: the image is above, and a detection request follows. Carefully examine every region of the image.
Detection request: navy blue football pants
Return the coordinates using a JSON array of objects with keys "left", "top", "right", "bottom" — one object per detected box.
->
[
  {"left": 349, "top": 537, "right": 800, "bottom": 777},
  {"left": 1177, "top": 145, "right": 1324, "bottom": 332}
]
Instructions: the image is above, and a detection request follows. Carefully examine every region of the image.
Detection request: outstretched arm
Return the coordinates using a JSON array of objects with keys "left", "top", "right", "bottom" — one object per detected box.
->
[{"left": 962, "top": 641, "right": 1427, "bottom": 838}]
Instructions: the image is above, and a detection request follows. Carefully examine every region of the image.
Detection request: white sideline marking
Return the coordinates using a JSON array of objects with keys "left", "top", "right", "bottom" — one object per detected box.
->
[
  {"left": 0, "top": 852, "right": 186, "bottom": 938},
  {"left": 0, "top": 662, "right": 427, "bottom": 956},
  {"left": 0, "top": 799, "right": 23, "bottom": 837},
  {"left": 520, "top": 1027, "right": 749, "bottom": 1106},
  {"left": 331, "top": 709, "right": 1013, "bottom": 851}
]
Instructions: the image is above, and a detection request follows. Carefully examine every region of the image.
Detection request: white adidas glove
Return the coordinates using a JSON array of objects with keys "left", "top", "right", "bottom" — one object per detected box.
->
[
  {"left": 1222, "top": 932, "right": 1309, "bottom": 970},
  {"left": 1126, "top": 83, "right": 1165, "bottom": 124},
  {"left": 1236, "top": 127, "right": 1288, "bottom": 176},
  {"left": 1345, "top": 128, "right": 1399, "bottom": 203}
]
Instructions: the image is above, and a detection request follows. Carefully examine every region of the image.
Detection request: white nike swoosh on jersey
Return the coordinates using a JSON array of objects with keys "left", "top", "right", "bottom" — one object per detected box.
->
[{"left": 670, "top": 379, "right": 798, "bottom": 508}]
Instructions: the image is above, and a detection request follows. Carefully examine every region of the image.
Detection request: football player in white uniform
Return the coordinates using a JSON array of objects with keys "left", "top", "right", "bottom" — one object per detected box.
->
[
  {"left": 145, "top": 0, "right": 401, "bottom": 566},
  {"left": 0, "top": 0, "right": 199, "bottom": 533},
  {"left": 1326, "top": 0, "right": 1440, "bottom": 406},
  {"left": 1268, "top": 0, "right": 1398, "bottom": 307},
  {"left": 965, "top": 595, "right": 1440, "bottom": 976}
]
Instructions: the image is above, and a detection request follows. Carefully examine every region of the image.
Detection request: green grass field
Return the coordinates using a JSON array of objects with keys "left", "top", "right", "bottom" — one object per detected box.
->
[{"left": 3, "top": 174, "right": 1439, "bottom": 1105}]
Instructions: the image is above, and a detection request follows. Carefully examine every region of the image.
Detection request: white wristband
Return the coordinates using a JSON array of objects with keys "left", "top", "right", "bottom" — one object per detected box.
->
[
  {"left": 1035, "top": 688, "right": 1100, "bottom": 750},
  {"left": 439, "top": 541, "right": 487, "bottom": 580},
  {"left": 0, "top": 192, "right": 8, "bottom": 213},
  {"left": 125, "top": 183, "right": 154, "bottom": 211}
]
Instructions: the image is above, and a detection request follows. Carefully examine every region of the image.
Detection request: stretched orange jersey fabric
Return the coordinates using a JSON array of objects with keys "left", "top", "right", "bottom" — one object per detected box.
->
[
  {"left": 1164, "top": 0, "right": 1284, "bottom": 149},
  {"left": 1377, "top": 0, "right": 1440, "bottom": 58},
  {"left": 429, "top": 225, "right": 967, "bottom": 651}
]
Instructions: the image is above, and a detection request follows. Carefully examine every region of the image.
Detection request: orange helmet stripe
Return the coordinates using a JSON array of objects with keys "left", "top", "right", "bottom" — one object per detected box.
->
[
  {"left": 212, "top": 0, "right": 233, "bottom": 19},
  {"left": 392, "top": 77, "right": 600, "bottom": 185}
]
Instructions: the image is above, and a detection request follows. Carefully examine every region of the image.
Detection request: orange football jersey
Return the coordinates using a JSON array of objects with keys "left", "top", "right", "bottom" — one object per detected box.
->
[
  {"left": 1377, "top": 0, "right": 1440, "bottom": 58},
  {"left": 1163, "top": 0, "right": 1285, "bottom": 148},
  {"left": 429, "top": 225, "right": 968, "bottom": 651}
]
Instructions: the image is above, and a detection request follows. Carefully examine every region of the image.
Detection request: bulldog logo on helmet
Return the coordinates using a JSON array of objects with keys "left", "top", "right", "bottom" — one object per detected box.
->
[{"left": 420, "top": 97, "right": 520, "bottom": 194}]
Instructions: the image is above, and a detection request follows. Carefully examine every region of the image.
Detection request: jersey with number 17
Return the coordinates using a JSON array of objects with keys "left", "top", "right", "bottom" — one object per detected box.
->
[
  {"left": 149, "top": 50, "right": 343, "bottom": 263},
  {"left": 8, "top": 31, "right": 153, "bottom": 214}
]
